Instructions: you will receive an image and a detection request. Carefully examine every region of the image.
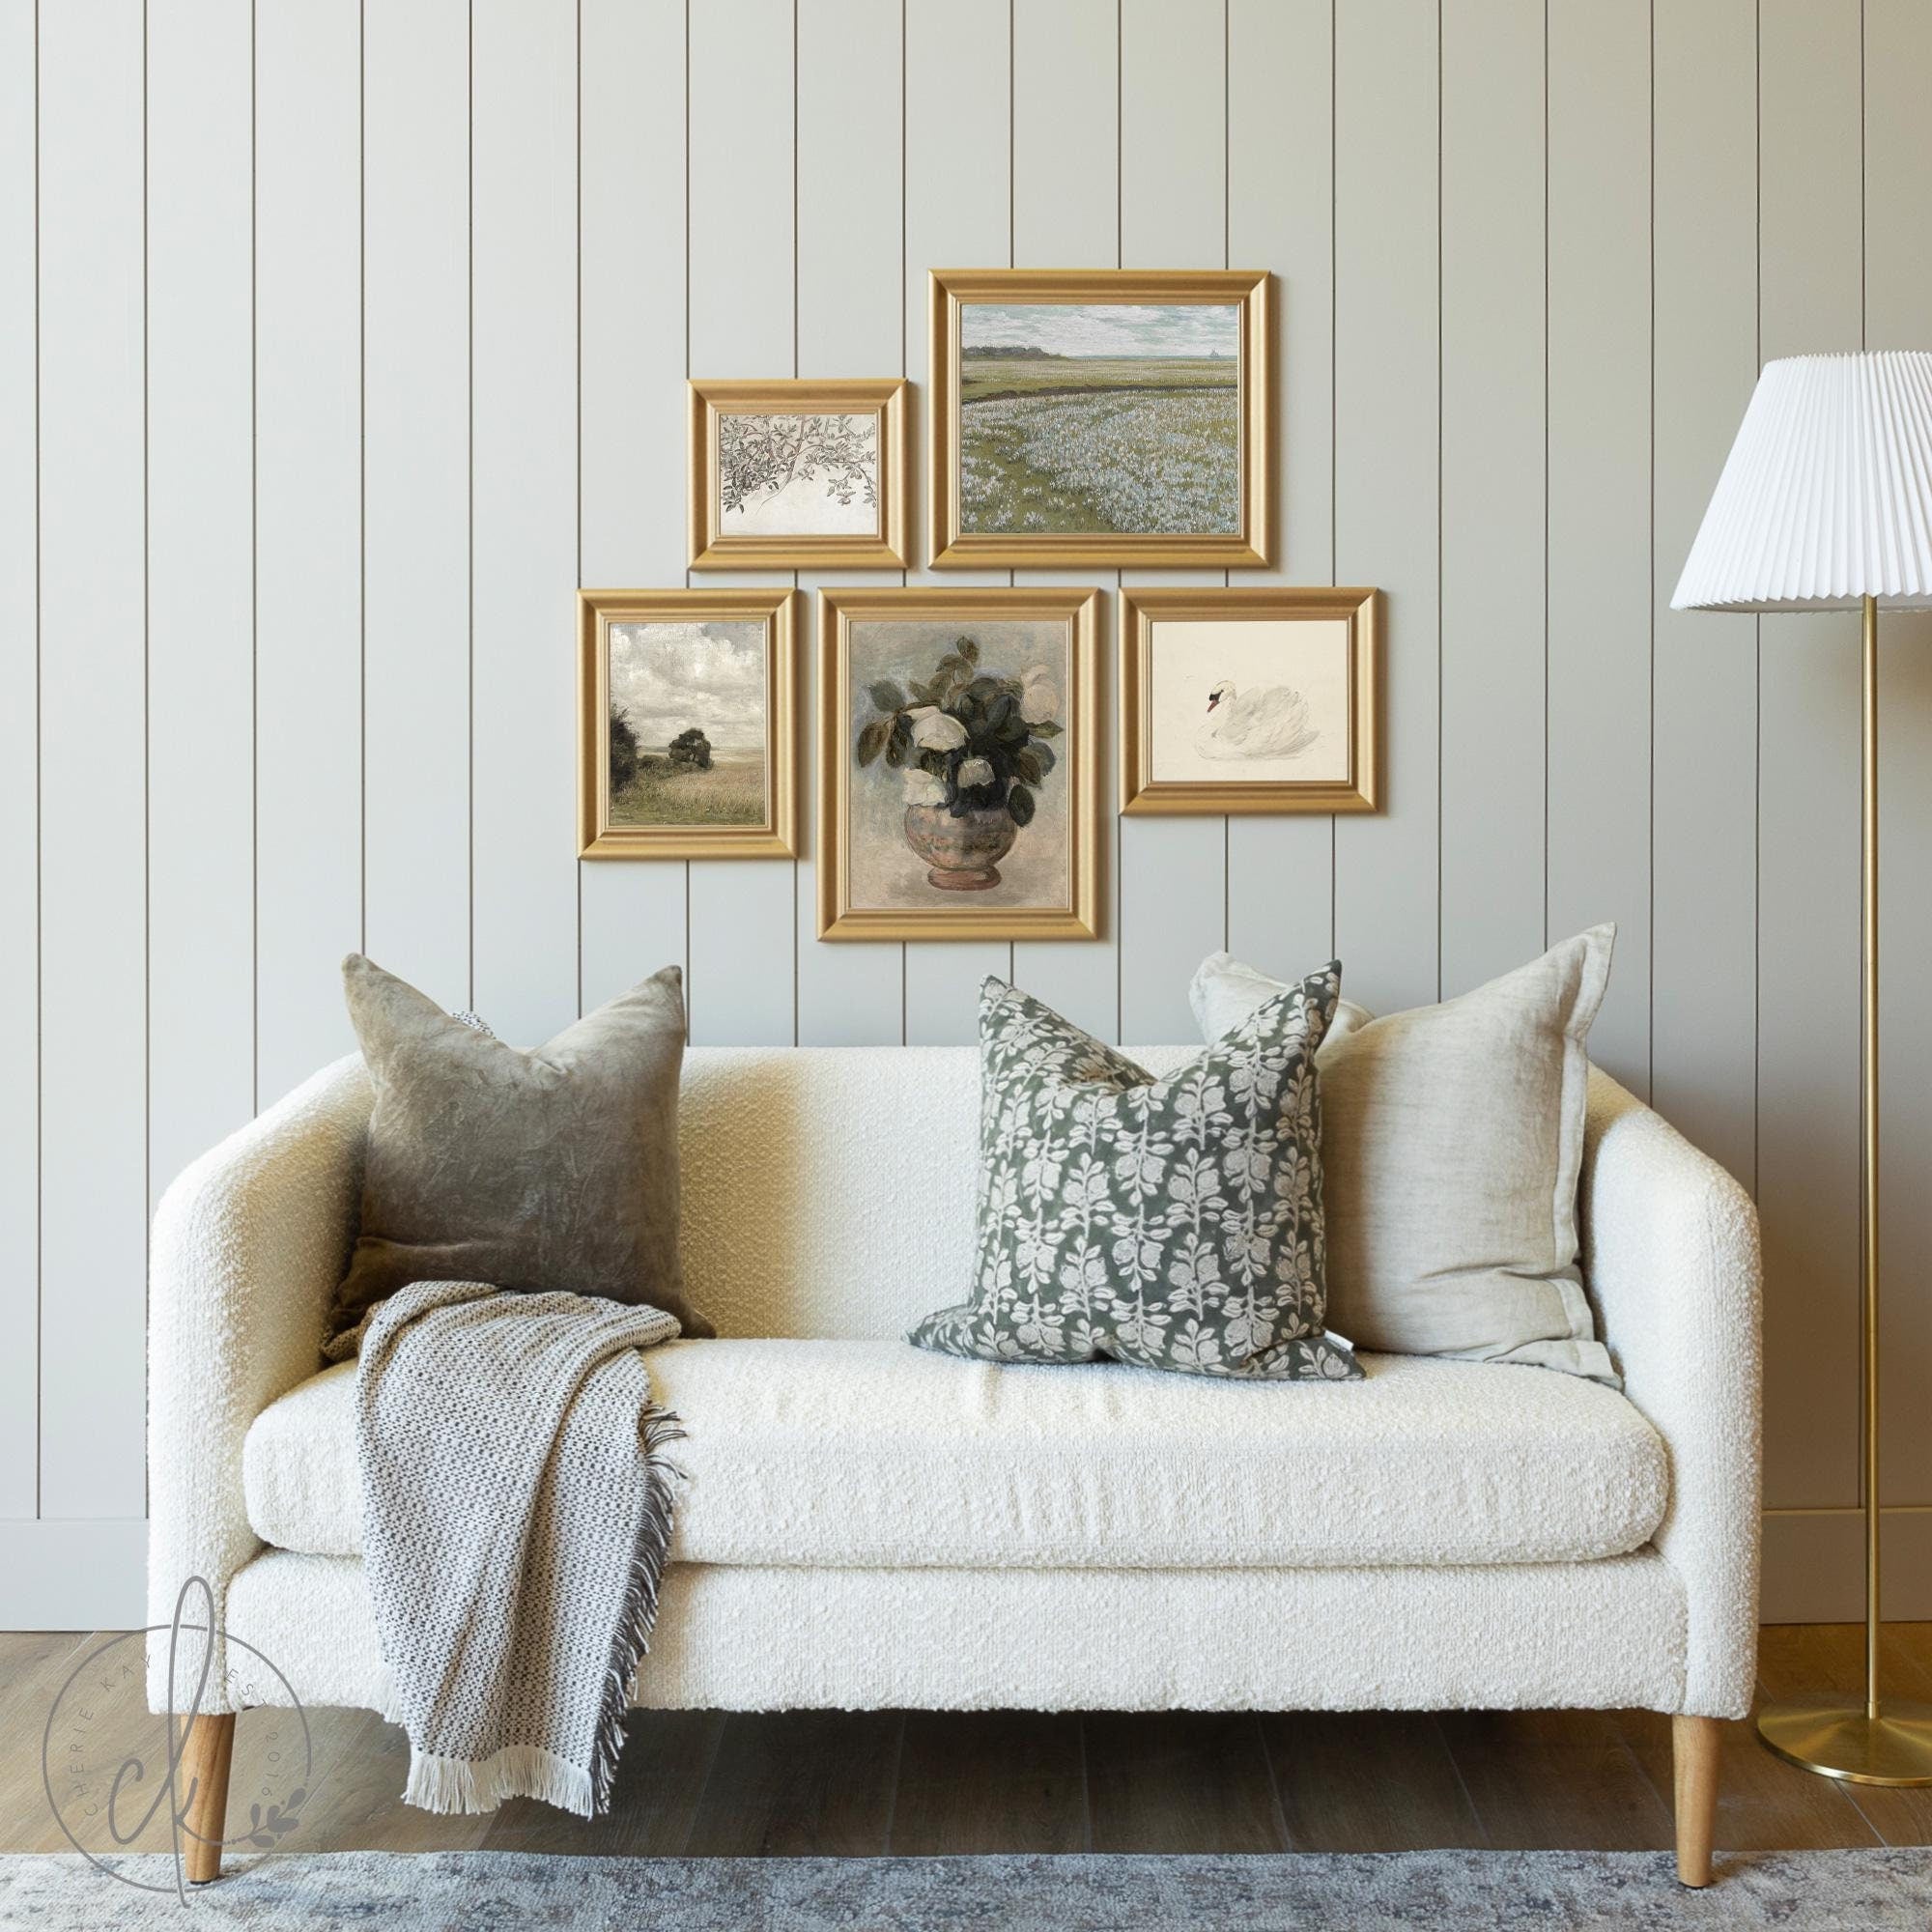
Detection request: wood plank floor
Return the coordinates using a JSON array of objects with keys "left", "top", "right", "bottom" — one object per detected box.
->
[{"left": 3, "top": 1625, "right": 1929, "bottom": 1858}]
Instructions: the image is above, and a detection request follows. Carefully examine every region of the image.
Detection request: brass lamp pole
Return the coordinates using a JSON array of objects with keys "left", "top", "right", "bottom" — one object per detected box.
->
[{"left": 1674, "top": 353, "right": 1932, "bottom": 1786}]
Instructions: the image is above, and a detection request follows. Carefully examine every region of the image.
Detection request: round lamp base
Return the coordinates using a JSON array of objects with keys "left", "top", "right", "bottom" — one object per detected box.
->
[{"left": 1758, "top": 1698, "right": 1932, "bottom": 1785}]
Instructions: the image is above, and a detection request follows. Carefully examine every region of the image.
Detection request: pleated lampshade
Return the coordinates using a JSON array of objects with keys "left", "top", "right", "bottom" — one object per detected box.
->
[{"left": 1671, "top": 351, "right": 1932, "bottom": 613}]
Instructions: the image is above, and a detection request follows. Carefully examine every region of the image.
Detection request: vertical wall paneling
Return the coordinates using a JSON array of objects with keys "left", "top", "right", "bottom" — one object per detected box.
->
[
  {"left": 1545, "top": 0, "right": 1651, "bottom": 1094},
  {"left": 1650, "top": 0, "right": 1758, "bottom": 1189},
  {"left": 1111, "top": 0, "right": 1227, "bottom": 1046},
  {"left": 470, "top": 2, "right": 579, "bottom": 1048},
  {"left": 1008, "top": 0, "right": 1125, "bottom": 1042},
  {"left": 683, "top": 0, "right": 797, "bottom": 1048},
  {"left": 255, "top": 0, "right": 362, "bottom": 1101},
  {"left": 1331, "top": 0, "right": 1439, "bottom": 1018},
  {"left": 147, "top": 0, "right": 256, "bottom": 1208},
  {"left": 901, "top": 0, "right": 1012, "bottom": 1045},
  {"left": 1865, "top": 0, "right": 1932, "bottom": 1508},
  {"left": 36, "top": 1, "right": 148, "bottom": 1518},
  {"left": 1754, "top": 0, "right": 1862, "bottom": 1514},
  {"left": 794, "top": 0, "right": 905, "bottom": 1046},
  {"left": 14, "top": 0, "right": 1932, "bottom": 1619},
  {"left": 0, "top": 0, "right": 37, "bottom": 1517},
  {"left": 1438, "top": 0, "right": 1545, "bottom": 998},
  {"left": 1225, "top": 0, "right": 1336, "bottom": 985},
  {"left": 578, "top": 0, "right": 689, "bottom": 1013},
  {"left": 363, "top": 0, "right": 472, "bottom": 1009}
]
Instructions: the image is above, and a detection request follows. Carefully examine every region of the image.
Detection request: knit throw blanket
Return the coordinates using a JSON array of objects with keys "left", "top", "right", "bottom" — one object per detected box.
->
[{"left": 355, "top": 1278, "right": 683, "bottom": 1817}]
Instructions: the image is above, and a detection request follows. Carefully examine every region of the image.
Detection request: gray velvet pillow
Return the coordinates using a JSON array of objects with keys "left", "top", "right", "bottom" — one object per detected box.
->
[{"left": 325, "top": 955, "right": 706, "bottom": 1358}]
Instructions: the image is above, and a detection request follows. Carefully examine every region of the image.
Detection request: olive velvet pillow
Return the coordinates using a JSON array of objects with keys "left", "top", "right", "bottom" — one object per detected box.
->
[
  {"left": 909, "top": 968, "right": 1361, "bottom": 1381},
  {"left": 1190, "top": 926, "right": 1616, "bottom": 1381},
  {"left": 324, "top": 954, "right": 708, "bottom": 1359}
]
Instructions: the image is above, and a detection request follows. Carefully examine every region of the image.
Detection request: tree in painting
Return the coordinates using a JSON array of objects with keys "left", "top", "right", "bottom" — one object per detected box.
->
[
  {"left": 668, "top": 725, "right": 713, "bottom": 771},
  {"left": 719, "top": 412, "right": 877, "bottom": 519},
  {"left": 609, "top": 705, "right": 640, "bottom": 790}
]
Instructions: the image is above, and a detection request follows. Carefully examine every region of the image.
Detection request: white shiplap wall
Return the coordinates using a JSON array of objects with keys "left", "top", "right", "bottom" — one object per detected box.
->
[{"left": 4, "top": 0, "right": 1930, "bottom": 1627}]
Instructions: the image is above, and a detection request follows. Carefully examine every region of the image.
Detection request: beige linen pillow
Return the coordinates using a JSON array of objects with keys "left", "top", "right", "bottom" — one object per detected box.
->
[
  {"left": 326, "top": 955, "right": 708, "bottom": 1359},
  {"left": 1190, "top": 928, "right": 1616, "bottom": 1381}
]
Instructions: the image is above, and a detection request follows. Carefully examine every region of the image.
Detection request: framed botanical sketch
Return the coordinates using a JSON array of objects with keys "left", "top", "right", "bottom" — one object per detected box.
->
[
  {"left": 1120, "top": 586, "right": 1379, "bottom": 814},
  {"left": 578, "top": 587, "right": 800, "bottom": 859},
  {"left": 927, "top": 268, "right": 1272, "bottom": 569},
  {"left": 688, "top": 378, "right": 910, "bottom": 569},
  {"left": 817, "top": 585, "right": 1102, "bottom": 940}
]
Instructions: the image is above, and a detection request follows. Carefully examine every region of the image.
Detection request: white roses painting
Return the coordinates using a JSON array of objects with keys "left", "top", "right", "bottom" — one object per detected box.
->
[{"left": 817, "top": 588, "right": 1101, "bottom": 941}]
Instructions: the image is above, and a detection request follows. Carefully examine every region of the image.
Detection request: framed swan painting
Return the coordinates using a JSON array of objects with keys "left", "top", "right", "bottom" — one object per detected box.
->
[{"left": 1119, "top": 586, "right": 1379, "bottom": 814}]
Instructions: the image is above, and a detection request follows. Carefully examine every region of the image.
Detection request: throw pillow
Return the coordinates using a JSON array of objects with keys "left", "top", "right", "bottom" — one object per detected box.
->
[
  {"left": 1190, "top": 952, "right": 1377, "bottom": 1049},
  {"left": 325, "top": 955, "right": 709, "bottom": 1359},
  {"left": 1189, "top": 927, "right": 1617, "bottom": 1380},
  {"left": 908, "top": 970, "right": 1362, "bottom": 1381}
]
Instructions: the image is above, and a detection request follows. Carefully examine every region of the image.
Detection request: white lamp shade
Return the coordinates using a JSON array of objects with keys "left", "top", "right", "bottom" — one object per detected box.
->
[{"left": 1671, "top": 351, "right": 1932, "bottom": 612}]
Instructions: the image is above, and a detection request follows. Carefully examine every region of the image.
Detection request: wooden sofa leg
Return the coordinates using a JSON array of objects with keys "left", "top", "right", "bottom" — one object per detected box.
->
[
  {"left": 180, "top": 1711, "right": 236, "bottom": 1885},
  {"left": 1672, "top": 1714, "right": 1720, "bottom": 1888}
]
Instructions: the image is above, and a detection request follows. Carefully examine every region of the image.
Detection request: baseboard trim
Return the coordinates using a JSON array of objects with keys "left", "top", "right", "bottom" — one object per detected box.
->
[
  {"left": 0, "top": 1520, "right": 148, "bottom": 1630},
  {"left": 2, "top": 1511, "right": 1923, "bottom": 1632}
]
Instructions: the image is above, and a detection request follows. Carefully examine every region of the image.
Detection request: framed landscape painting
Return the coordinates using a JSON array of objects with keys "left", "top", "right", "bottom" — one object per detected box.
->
[
  {"left": 689, "top": 378, "right": 910, "bottom": 568},
  {"left": 1119, "top": 586, "right": 1379, "bottom": 814},
  {"left": 817, "top": 585, "right": 1102, "bottom": 940},
  {"left": 579, "top": 587, "right": 800, "bottom": 859},
  {"left": 927, "top": 268, "right": 1272, "bottom": 568}
]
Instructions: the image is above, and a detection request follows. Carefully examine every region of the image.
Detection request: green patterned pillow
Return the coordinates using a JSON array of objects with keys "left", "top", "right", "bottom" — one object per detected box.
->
[{"left": 909, "top": 970, "right": 1361, "bottom": 1381}]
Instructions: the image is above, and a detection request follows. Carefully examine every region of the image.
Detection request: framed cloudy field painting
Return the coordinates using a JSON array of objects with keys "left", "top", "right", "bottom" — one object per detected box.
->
[
  {"left": 578, "top": 587, "right": 800, "bottom": 859},
  {"left": 817, "top": 585, "right": 1102, "bottom": 941},
  {"left": 927, "top": 269, "right": 1272, "bottom": 568},
  {"left": 1120, "top": 586, "right": 1379, "bottom": 815},
  {"left": 689, "top": 378, "right": 910, "bottom": 568}
]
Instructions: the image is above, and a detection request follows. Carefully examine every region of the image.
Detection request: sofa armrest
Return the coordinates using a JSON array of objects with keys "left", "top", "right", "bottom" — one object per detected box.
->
[
  {"left": 147, "top": 1054, "right": 372, "bottom": 1712},
  {"left": 1581, "top": 1065, "right": 1763, "bottom": 1719}
]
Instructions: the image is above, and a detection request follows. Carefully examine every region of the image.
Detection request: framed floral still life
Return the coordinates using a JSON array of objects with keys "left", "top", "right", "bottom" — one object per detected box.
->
[
  {"left": 817, "top": 586, "right": 1102, "bottom": 941},
  {"left": 1120, "top": 586, "right": 1379, "bottom": 815},
  {"left": 689, "top": 378, "right": 910, "bottom": 569},
  {"left": 578, "top": 587, "right": 801, "bottom": 859},
  {"left": 927, "top": 268, "right": 1272, "bottom": 569}
]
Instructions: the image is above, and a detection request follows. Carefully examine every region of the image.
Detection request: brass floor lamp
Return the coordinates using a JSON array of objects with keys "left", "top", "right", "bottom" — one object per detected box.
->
[{"left": 1674, "top": 350, "right": 1932, "bottom": 1785}]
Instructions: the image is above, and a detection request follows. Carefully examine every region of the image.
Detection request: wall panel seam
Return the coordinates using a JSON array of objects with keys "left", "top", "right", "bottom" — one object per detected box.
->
[
  {"left": 140, "top": 0, "right": 153, "bottom": 1523},
  {"left": 467, "top": 0, "right": 476, "bottom": 1016},
  {"left": 250, "top": 0, "right": 260, "bottom": 1115},
  {"left": 31, "top": 0, "right": 42, "bottom": 1520}
]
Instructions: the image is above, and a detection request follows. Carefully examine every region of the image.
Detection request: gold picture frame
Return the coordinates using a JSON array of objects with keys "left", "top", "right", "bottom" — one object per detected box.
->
[
  {"left": 817, "top": 585, "right": 1103, "bottom": 940},
  {"left": 579, "top": 587, "right": 801, "bottom": 859},
  {"left": 928, "top": 268, "right": 1273, "bottom": 569},
  {"left": 1120, "top": 586, "right": 1379, "bottom": 814},
  {"left": 688, "top": 378, "right": 911, "bottom": 569}
]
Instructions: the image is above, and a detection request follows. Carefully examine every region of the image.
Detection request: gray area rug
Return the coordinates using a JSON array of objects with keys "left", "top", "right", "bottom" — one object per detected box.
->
[{"left": 5, "top": 1848, "right": 1931, "bottom": 1930}]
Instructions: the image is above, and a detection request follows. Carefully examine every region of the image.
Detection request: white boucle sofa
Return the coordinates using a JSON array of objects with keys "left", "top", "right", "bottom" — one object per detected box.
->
[{"left": 149, "top": 1044, "right": 1761, "bottom": 1885}]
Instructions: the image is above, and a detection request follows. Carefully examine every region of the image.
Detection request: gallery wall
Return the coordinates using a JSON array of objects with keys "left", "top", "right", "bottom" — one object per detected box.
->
[{"left": 4, "top": 0, "right": 1930, "bottom": 1625}]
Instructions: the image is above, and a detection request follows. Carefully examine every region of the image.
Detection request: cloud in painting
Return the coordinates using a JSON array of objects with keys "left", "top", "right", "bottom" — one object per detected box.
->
[
  {"left": 609, "top": 620, "right": 767, "bottom": 753},
  {"left": 961, "top": 302, "right": 1238, "bottom": 359}
]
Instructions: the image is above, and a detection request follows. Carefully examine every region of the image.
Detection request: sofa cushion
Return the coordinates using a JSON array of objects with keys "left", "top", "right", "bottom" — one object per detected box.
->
[{"left": 244, "top": 1340, "right": 1667, "bottom": 1570}]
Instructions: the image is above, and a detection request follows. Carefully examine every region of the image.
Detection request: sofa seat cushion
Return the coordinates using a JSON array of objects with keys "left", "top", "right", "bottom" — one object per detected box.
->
[{"left": 244, "top": 1340, "right": 1667, "bottom": 1571}]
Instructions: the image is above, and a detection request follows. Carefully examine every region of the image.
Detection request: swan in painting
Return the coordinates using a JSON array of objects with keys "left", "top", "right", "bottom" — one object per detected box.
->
[{"left": 1194, "top": 680, "right": 1321, "bottom": 759}]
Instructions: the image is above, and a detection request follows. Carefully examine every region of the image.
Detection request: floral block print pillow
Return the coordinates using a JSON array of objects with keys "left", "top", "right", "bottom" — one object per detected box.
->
[{"left": 908, "top": 970, "right": 1361, "bottom": 1381}]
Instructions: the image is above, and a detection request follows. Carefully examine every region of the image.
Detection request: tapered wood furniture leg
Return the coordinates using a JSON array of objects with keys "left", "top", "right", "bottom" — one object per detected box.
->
[
  {"left": 1672, "top": 1714, "right": 1720, "bottom": 1887},
  {"left": 180, "top": 1711, "right": 236, "bottom": 1885}
]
